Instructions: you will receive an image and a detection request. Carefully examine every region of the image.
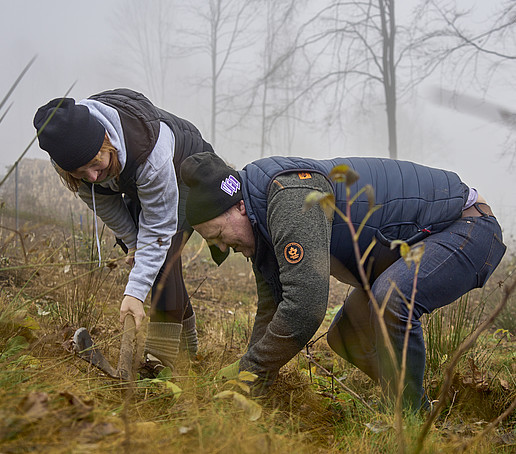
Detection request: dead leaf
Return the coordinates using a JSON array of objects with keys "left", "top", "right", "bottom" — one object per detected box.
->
[
  {"left": 328, "top": 164, "right": 350, "bottom": 183},
  {"left": 328, "top": 164, "right": 360, "bottom": 186},
  {"left": 237, "top": 371, "right": 258, "bottom": 383},
  {"left": 214, "top": 390, "right": 262, "bottom": 421},
  {"left": 106, "top": 259, "right": 118, "bottom": 270},
  {"left": 62, "top": 338, "right": 75, "bottom": 353},
  {"left": 60, "top": 391, "right": 94, "bottom": 419},
  {"left": 19, "top": 392, "right": 49, "bottom": 420},
  {"left": 231, "top": 393, "right": 263, "bottom": 421},
  {"left": 78, "top": 421, "right": 120, "bottom": 443},
  {"left": 499, "top": 378, "right": 510, "bottom": 391},
  {"left": 462, "top": 358, "right": 492, "bottom": 392},
  {"left": 225, "top": 379, "right": 251, "bottom": 394},
  {"left": 365, "top": 420, "right": 392, "bottom": 434},
  {"left": 179, "top": 426, "right": 193, "bottom": 435},
  {"left": 132, "top": 421, "right": 160, "bottom": 436}
]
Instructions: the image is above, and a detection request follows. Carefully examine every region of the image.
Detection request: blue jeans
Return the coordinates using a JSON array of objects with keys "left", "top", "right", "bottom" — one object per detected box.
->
[{"left": 327, "top": 213, "right": 506, "bottom": 410}]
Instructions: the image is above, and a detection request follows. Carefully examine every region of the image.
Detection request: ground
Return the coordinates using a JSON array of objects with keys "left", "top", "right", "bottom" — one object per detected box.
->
[{"left": 0, "top": 218, "right": 515, "bottom": 453}]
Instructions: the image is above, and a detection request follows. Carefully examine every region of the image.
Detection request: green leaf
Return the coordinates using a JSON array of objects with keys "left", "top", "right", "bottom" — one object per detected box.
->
[
  {"left": 226, "top": 379, "right": 251, "bottom": 394},
  {"left": 237, "top": 370, "right": 258, "bottom": 383},
  {"left": 329, "top": 165, "right": 360, "bottom": 186},
  {"left": 156, "top": 366, "right": 173, "bottom": 381},
  {"left": 328, "top": 164, "right": 350, "bottom": 183},
  {"left": 164, "top": 381, "right": 183, "bottom": 398},
  {"left": 215, "top": 359, "right": 241, "bottom": 381},
  {"left": 0, "top": 336, "right": 29, "bottom": 362},
  {"left": 303, "top": 191, "right": 335, "bottom": 220},
  {"left": 21, "top": 316, "right": 40, "bottom": 330}
]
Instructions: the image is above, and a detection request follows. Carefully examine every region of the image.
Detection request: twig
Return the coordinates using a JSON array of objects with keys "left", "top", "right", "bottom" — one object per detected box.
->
[
  {"left": 414, "top": 277, "right": 516, "bottom": 454},
  {"left": 0, "top": 224, "right": 27, "bottom": 263},
  {"left": 0, "top": 82, "right": 76, "bottom": 188},
  {"left": 184, "top": 238, "right": 207, "bottom": 268},
  {"left": 0, "top": 55, "right": 36, "bottom": 111},
  {"left": 305, "top": 349, "right": 375, "bottom": 413}
]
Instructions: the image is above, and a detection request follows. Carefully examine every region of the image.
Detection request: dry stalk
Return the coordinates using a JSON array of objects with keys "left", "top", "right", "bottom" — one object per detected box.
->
[
  {"left": 318, "top": 176, "right": 427, "bottom": 454},
  {"left": 118, "top": 315, "right": 146, "bottom": 453},
  {"left": 414, "top": 277, "right": 516, "bottom": 454},
  {"left": 337, "top": 194, "right": 400, "bottom": 387},
  {"left": 394, "top": 256, "right": 422, "bottom": 454},
  {"left": 336, "top": 188, "right": 408, "bottom": 454},
  {"left": 184, "top": 237, "right": 207, "bottom": 268},
  {"left": 0, "top": 224, "right": 27, "bottom": 263},
  {"left": 305, "top": 348, "right": 375, "bottom": 413}
]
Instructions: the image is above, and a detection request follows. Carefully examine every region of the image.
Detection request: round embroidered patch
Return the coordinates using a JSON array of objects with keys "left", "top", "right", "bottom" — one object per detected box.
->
[{"left": 284, "top": 242, "right": 304, "bottom": 264}]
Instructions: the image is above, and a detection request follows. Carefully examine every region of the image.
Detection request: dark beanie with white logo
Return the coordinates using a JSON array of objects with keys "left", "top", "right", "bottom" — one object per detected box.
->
[
  {"left": 180, "top": 152, "right": 243, "bottom": 226},
  {"left": 33, "top": 97, "right": 105, "bottom": 171}
]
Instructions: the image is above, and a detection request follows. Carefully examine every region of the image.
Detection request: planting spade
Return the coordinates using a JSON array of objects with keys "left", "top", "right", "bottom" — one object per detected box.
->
[{"left": 73, "top": 315, "right": 144, "bottom": 381}]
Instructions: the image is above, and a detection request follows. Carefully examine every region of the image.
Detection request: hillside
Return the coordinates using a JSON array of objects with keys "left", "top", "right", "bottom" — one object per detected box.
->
[{"left": 1, "top": 158, "right": 91, "bottom": 227}]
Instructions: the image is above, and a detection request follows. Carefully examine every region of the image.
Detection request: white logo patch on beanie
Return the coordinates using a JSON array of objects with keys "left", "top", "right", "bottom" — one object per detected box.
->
[{"left": 221, "top": 175, "right": 241, "bottom": 196}]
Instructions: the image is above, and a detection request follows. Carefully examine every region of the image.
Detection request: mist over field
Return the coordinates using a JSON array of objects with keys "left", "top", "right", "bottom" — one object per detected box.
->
[
  {"left": 0, "top": 2, "right": 515, "bottom": 453},
  {"left": 1, "top": 0, "right": 515, "bottom": 243}
]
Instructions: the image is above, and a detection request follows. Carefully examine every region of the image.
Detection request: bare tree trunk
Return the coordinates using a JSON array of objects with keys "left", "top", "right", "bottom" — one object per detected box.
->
[
  {"left": 210, "top": 0, "right": 220, "bottom": 146},
  {"left": 113, "top": 0, "right": 174, "bottom": 106},
  {"left": 380, "top": 0, "right": 398, "bottom": 159}
]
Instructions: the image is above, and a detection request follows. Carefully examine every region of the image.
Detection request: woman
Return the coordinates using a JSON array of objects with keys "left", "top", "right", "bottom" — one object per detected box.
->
[{"left": 34, "top": 88, "right": 224, "bottom": 371}]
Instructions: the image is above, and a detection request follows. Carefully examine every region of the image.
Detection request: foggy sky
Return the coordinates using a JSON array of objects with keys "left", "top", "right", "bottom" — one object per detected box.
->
[{"left": 1, "top": 0, "right": 515, "bottom": 243}]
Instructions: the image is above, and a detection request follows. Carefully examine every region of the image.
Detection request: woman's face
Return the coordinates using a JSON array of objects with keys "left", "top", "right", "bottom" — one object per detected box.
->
[{"left": 69, "top": 150, "right": 112, "bottom": 183}]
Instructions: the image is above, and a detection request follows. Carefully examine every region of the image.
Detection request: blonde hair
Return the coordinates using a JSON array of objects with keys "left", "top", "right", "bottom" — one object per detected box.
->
[{"left": 56, "top": 135, "right": 121, "bottom": 192}]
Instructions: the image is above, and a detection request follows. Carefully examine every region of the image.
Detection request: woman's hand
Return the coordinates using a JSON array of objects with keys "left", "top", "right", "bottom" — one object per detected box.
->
[{"left": 120, "top": 295, "right": 145, "bottom": 330}]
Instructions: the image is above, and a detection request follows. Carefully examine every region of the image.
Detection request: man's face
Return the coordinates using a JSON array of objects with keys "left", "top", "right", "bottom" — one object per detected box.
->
[{"left": 194, "top": 201, "right": 255, "bottom": 258}]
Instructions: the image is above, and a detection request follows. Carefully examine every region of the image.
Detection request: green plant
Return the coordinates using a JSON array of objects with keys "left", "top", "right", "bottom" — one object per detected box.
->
[{"left": 424, "top": 294, "right": 479, "bottom": 375}]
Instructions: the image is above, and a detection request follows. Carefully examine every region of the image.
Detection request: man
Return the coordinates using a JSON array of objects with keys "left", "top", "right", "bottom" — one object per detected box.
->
[{"left": 180, "top": 152, "right": 506, "bottom": 411}]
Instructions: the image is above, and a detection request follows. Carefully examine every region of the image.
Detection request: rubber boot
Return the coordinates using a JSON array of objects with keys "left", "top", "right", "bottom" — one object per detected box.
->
[{"left": 180, "top": 313, "right": 199, "bottom": 357}]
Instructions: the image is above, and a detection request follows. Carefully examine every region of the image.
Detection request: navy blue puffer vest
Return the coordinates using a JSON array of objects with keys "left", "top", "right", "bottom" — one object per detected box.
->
[{"left": 240, "top": 155, "right": 469, "bottom": 302}]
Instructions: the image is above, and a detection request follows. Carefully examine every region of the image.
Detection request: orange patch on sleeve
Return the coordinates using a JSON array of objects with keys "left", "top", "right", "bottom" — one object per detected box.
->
[{"left": 284, "top": 242, "right": 304, "bottom": 264}]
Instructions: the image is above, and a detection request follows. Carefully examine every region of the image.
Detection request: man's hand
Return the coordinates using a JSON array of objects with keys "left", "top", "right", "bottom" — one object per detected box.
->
[
  {"left": 125, "top": 247, "right": 136, "bottom": 267},
  {"left": 120, "top": 295, "right": 145, "bottom": 330}
]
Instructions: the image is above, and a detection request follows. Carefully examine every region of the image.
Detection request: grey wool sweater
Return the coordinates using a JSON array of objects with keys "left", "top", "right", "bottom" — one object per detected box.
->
[{"left": 239, "top": 172, "right": 333, "bottom": 389}]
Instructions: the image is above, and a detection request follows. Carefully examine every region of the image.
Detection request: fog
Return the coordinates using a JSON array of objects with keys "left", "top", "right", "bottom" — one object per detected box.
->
[{"left": 1, "top": 0, "right": 515, "bottom": 244}]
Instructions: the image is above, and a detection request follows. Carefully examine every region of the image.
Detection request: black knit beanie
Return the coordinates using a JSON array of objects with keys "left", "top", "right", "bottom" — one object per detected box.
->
[
  {"left": 33, "top": 97, "right": 106, "bottom": 171},
  {"left": 181, "top": 152, "right": 243, "bottom": 226}
]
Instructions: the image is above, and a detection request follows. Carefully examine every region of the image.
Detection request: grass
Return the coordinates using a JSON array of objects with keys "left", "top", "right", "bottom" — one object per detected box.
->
[{"left": 0, "top": 212, "right": 515, "bottom": 453}]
